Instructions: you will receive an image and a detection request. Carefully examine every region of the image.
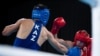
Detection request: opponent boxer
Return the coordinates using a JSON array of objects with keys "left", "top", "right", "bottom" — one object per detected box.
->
[
  {"left": 50, "top": 17, "right": 91, "bottom": 56},
  {"left": 2, "top": 4, "right": 68, "bottom": 54},
  {"left": 74, "top": 30, "right": 92, "bottom": 56}
]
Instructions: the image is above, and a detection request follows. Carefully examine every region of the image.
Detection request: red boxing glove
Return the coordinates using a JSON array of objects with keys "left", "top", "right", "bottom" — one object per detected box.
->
[{"left": 51, "top": 17, "right": 66, "bottom": 35}]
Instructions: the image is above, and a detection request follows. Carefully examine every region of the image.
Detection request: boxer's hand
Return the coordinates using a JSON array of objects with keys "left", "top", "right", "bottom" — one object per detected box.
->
[{"left": 51, "top": 17, "right": 66, "bottom": 35}]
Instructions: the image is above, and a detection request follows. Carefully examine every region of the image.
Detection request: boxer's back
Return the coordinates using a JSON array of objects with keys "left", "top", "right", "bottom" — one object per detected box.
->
[{"left": 13, "top": 19, "right": 48, "bottom": 50}]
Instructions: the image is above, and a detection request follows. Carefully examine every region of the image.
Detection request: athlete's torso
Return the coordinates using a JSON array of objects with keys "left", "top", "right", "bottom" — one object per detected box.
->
[{"left": 13, "top": 19, "right": 48, "bottom": 50}]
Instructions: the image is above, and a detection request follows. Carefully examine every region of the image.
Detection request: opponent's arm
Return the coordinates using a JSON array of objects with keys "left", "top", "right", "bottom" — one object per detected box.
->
[
  {"left": 2, "top": 18, "right": 25, "bottom": 36},
  {"left": 50, "top": 17, "right": 67, "bottom": 46},
  {"left": 47, "top": 30, "right": 68, "bottom": 54},
  {"left": 55, "top": 34, "right": 73, "bottom": 48},
  {"left": 50, "top": 17, "right": 73, "bottom": 48}
]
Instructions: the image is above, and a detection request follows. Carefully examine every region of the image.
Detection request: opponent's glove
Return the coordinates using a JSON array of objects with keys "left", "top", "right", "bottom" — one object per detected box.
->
[{"left": 51, "top": 17, "right": 66, "bottom": 35}]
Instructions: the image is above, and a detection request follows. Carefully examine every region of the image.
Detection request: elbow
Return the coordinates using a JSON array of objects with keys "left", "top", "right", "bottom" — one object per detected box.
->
[
  {"left": 2, "top": 32, "right": 7, "bottom": 36},
  {"left": 2, "top": 30, "right": 6, "bottom": 36},
  {"left": 2, "top": 30, "right": 10, "bottom": 36}
]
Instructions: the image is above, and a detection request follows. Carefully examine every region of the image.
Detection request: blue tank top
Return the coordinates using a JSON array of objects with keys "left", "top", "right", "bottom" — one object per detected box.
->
[
  {"left": 66, "top": 46, "right": 81, "bottom": 56},
  {"left": 13, "top": 21, "right": 42, "bottom": 50}
]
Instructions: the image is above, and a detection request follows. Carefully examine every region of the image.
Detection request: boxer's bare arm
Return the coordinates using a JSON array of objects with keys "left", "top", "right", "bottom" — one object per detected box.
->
[
  {"left": 2, "top": 18, "right": 25, "bottom": 36},
  {"left": 46, "top": 29, "right": 68, "bottom": 54},
  {"left": 54, "top": 34, "right": 73, "bottom": 48},
  {"left": 50, "top": 17, "right": 73, "bottom": 48}
]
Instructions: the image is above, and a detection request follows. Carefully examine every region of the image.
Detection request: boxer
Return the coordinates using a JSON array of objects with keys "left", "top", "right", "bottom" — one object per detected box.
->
[
  {"left": 2, "top": 4, "right": 68, "bottom": 54},
  {"left": 51, "top": 17, "right": 91, "bottom": 56}
]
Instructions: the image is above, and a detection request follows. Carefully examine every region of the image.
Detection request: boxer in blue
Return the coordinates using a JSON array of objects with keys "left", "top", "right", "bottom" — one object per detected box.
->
[{"left": 2, "top": 4, "right": 68, "bottom": 54}]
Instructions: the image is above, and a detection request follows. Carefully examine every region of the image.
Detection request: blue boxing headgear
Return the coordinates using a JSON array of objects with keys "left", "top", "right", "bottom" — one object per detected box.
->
[{"left": 32, "top": 4, "right": 50, "bottom": 26}]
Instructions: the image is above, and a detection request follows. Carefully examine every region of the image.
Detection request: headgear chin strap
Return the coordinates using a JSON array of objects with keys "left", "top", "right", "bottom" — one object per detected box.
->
[{"left": 31, "top": 4, "right": 50, "bottom": 26}]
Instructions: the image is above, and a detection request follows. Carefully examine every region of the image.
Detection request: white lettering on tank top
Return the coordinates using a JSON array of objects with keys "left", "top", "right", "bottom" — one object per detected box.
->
[
  {"left": 31, "top": 24, "right": 40, "bottom": 42},
  {"left": 31, "top": 35, "right": 36, "bottom": 41},
  {"left": 35, "top": 24, "right": 39, "bottom": 30},
  {"left": 32, "top": 30, "right": 37, "bottom": 35}
]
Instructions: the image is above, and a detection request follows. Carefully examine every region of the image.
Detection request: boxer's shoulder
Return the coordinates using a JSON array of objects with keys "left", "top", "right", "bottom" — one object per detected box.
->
[
  {"left": 18, "top": 18, "right": 34, "bottom": 23},
  {"left": 18, "top": 18, "right": 33, "bottom": 21}
]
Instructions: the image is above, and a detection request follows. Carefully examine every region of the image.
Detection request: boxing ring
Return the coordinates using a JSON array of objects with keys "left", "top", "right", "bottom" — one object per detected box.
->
[
  {"left": 0, "top": 0, "right": 100, "bottom": 56},
  {"left": 0, "top": 45, "right": 61, "bottom": 56}
]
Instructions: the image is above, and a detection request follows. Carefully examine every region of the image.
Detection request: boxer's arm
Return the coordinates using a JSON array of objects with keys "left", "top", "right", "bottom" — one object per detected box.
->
[
  {"left": 56, "top": 39, "right": 74, "bottom": 48},
  {"left": 2, "top": 18, "right": 25, "bottom": 36},
  {"left": 54, "top": 34, "right": 67, "bottom": 47},
  {"left": 54, "top": 34, "right": 73, "bottom": 48},
  {"left": 47, "top": 30, "right": 68, "bottom": 54},
  {"left": 50, "top": 17, "right": 73, "bottom": 48}
]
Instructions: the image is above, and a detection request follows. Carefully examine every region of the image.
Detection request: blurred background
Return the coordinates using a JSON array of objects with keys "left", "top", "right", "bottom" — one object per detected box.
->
[{"left": 0, "top": 0, "right": 91, "bottom": 55}]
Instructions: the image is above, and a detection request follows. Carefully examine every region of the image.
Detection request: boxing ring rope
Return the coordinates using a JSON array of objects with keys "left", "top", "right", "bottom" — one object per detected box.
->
[
  {"left": 0, "top": 0, "right": 100, "bottom": 56},
  {"left": 91, "top": 0, "right": 100, "bottom": 56},
  {"left": 0, "top": 45, "right": 61, "bottom": 56}
]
